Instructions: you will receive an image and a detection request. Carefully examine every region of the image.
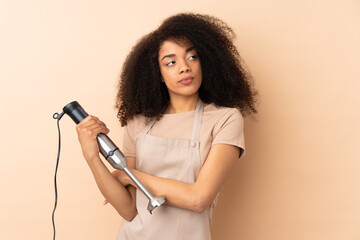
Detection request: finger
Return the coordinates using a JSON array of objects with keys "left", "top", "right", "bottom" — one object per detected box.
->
[
  {"left": 81, "top": 121, "right": 107, "bottom": 130},
  {"left": 87, "top": 123, "right": 109, "bottom": 132},
  {"left": 103, "top": 199, "right": 109, "bottom": 205},
  {"left": 83, "top": 126, "right": 110, "bottom": 137},
  {"left": 77, "top": 119, "right": 108, "bottom": 133},
  {"left": 76, "top": 124, "right": 110, "bottom": 140},
  {"left": 77, "top": 115, "right": 104, "bottom": 127},
  {"left": 77, "top": 115, "right": 95, "bottom": 125}
]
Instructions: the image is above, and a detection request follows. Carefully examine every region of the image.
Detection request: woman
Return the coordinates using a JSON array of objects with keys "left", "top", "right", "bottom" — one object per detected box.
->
[{"left": 76, "top": 13, "right": 257, "bottom": 239}]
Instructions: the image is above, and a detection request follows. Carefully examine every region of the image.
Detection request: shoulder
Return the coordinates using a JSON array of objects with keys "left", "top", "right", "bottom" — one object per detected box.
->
[
  {"left": 122, "top": 114, "right": 149, "bottom": 156},
  {"left": 124, "top": 114, "right": 149, "bottom": 142},
  {"left": 203, "top": 103, "right": 244, "bottom": 142},
  {"left": 125, "top": 114, "right": 148, "bottom": 131},
  {"left": 204, "top": 104, "right": 245, "bottom": 157},
  {"left": 204, "top": 103, "right": 243, "bottom": 127},
  {"left": 204, "top": 103, "right": 242, "bottom": 115}
]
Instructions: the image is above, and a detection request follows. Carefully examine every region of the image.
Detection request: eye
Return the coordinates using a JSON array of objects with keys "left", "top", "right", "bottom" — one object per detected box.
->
[
  {"left": 188, "top": 55, "right": 197, "bottom": 60},
  {"left": 166, "top": 61, "right": 175, "bottom": 66}
]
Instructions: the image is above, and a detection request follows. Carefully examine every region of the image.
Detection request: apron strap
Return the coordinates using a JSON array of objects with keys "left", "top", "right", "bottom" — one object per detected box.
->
[
  {"left": 141, "top": 99, "right": 203, "bottom": 145},
  {"left": 142, "top": 119, "right": 157, "bottom": 134},
  {"left": 190, "top": 99, "right": 203, "bottom": 148}
]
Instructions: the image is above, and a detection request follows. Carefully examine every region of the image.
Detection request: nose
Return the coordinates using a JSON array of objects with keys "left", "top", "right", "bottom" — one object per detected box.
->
[{"left": 179, "top": 60, "right": 191, "bottom": 74}]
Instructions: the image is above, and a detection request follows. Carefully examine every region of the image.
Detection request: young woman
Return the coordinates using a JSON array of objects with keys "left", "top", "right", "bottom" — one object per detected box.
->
[{"left": 76, "top": 13, "right": 257, "bottom": 239}]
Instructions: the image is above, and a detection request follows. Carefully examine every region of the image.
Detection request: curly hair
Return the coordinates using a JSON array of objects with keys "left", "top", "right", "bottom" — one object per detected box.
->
[{"left": 115, "top": 13, "right": 257, "bottom": 126}]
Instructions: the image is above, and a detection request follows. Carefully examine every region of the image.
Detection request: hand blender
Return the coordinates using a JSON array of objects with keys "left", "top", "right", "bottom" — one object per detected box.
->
[{"left": 62, "top": 101, "right": 165, "bottom": 213}]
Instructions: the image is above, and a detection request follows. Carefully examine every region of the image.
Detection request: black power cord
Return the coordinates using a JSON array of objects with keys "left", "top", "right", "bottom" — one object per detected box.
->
[{"left": 52, "top": 112, "right": 65, "bottom": 240}]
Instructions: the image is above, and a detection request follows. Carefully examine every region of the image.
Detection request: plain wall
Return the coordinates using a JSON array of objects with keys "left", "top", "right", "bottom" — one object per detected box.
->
[{"left": 0, "top": 0, "right": 359, "bottom": 239}]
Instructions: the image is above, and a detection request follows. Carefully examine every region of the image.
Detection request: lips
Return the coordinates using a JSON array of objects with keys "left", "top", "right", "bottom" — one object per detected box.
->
[{"left": 179, "top": 76, "right": 194, "bottom": 85}]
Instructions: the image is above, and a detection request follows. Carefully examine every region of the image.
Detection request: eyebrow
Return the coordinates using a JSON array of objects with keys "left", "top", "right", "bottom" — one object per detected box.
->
[{"left": 160, "top": 46, "right": 195, "bottom": 62}]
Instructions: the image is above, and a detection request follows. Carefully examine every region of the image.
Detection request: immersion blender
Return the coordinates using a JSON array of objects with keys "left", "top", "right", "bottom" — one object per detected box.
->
[{"left": 62, "top": 101, "right": 165, "bottom": 213}]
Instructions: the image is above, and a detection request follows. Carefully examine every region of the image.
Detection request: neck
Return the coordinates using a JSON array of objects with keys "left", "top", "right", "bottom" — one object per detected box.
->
[{"left": 165, "top": 94, "right": 199, "bottom": 114}]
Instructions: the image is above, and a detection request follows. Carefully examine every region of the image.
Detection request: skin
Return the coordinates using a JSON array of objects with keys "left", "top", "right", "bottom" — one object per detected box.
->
[
  {"left": 76, "top": 116, "right": 137, "bottom": 221},
  {"left": 76, "top": 40, "right": 240, "bottom": 221},
  {"left": 158, "top": 39, "right": 203, "bottom": 113}
]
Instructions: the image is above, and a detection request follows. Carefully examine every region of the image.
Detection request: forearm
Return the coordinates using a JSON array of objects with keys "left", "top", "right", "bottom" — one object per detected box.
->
[
  {"left": 86, "top": 156, "right": 137, "bottom": 220},
  {"left": 125, "top": 145, "right": 239, "bottom": 213},
  {"left": 127, "top": 169, "right": 206, "bottom": 212}
]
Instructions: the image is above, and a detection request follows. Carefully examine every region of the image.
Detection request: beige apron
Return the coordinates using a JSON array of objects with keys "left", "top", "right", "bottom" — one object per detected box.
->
[{"left": 117, "top": 99, "right": 211, "bottom": 240}]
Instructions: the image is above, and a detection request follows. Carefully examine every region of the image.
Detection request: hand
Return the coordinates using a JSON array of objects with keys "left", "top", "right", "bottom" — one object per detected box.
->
[{"left": 76, "top": 115, "right": 110, "bottom": 162}]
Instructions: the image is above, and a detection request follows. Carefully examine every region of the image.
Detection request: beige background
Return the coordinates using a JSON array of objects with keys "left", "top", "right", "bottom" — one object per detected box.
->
[{"left": 1, "top": 0, "right": 359, "bottom": 239}]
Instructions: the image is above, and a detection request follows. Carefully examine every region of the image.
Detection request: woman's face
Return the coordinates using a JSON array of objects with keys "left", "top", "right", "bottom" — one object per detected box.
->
[{"left": 158, "top": 40, "right": 202, "bottom": 100}]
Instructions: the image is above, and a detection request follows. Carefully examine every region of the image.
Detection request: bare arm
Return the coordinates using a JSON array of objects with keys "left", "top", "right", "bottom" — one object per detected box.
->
[
  {"left": 115, "top": 144, "right": 240, "bottom": 213},
  {"left": 76, "top": 116, "right": 137, "bottom": 221}
]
